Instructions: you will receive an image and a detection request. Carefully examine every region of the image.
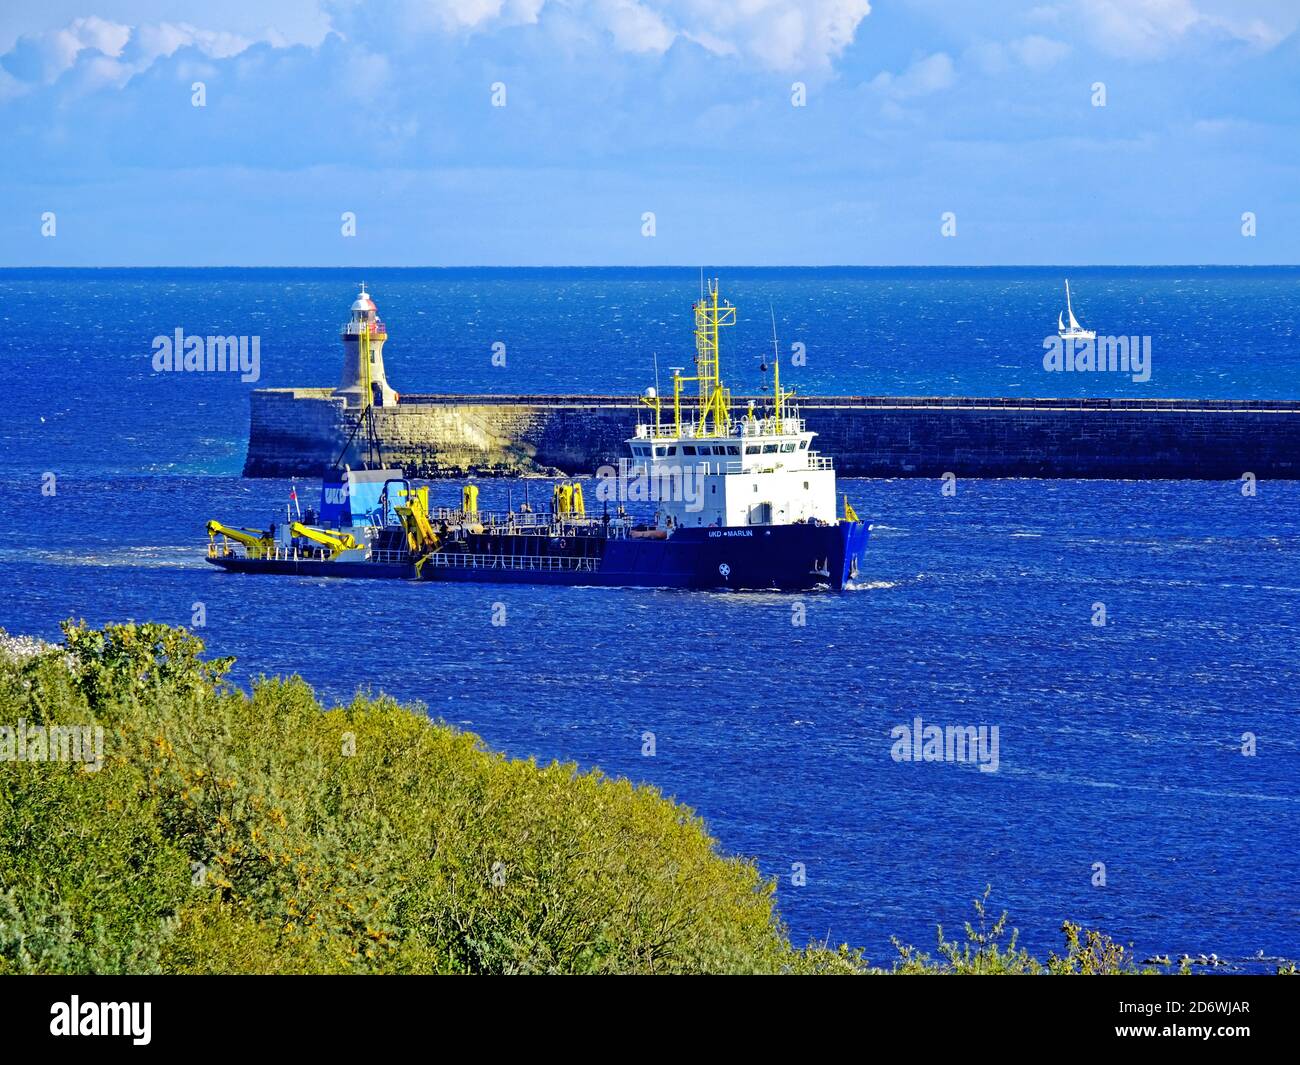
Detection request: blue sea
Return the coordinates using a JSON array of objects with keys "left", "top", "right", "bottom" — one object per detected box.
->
[{"left": 2, "top": 267, "right": 1298, "bottom": 969}]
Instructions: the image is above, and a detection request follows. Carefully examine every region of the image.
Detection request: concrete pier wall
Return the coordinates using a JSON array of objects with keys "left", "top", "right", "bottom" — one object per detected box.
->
[{"left": 244, "top": 389, "right": 1300, "bottom": 480}]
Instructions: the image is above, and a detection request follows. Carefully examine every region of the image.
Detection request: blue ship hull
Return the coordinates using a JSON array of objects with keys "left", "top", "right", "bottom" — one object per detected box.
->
[
  {"left": 421, "top": 522, "right": 869, "bottom": 590},
  {"left": 208, "top": 521, "right": 869, "bottom": 591}
]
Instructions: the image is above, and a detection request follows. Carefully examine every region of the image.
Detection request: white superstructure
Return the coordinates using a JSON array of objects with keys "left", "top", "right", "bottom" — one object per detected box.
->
[{"left": 626, "top": 279, "right": 841, "bottom": 531}]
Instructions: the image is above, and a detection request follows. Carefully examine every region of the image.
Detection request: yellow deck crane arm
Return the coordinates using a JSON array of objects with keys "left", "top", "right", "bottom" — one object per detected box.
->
[
  {"left": 395, "top": 497, "right": 439, "bottom": 552},
  {"left": 289, "top": 522, "right": 358, "bottom": 559},
  {"left": 207, "top": 520, "right": 271, "bottom": 559},
  {"left": 394, "top": 487, "right": 440, "bottom": 574}
]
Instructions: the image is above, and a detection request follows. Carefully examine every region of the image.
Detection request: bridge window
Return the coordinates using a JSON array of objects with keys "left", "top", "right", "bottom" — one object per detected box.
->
[
  {"left": 726, "top": 446, "right": 739, "bottom": 455},
  {"left": 780, "top": 442, "right": 796, "bottom": 452},
  {"left": 745, "top": 445, "right": 760, "bottom": 455},
  {"left": 799, "top": 440, "right": 809, "bottom": 449},
  {"left": 682, "top": 446, "right": 696, "bottom": 455},
  {"left": 762, "top": 444, "right": 777, "bottom": 454}
]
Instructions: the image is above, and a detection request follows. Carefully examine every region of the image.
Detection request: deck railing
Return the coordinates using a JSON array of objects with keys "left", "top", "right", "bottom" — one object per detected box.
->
[
  {"left": 621, "top": 454, "right": 833, "bottom": 476},
  {"left": 424, "top": 552, "right": 600, "bottom": 573},
  {"left": 426, "top": 509, "right": 631, "bottom": 538},
  {"left": 209, "top": 540, "right": 418, "bottom": 563},
  {"left": 635, "top": 416, "right": 808, "bottom": 440}
]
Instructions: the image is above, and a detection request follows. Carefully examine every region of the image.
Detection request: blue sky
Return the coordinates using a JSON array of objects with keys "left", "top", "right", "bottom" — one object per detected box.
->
[{"left": 2, "top": 0, "right": 1298, "bottom": 265}]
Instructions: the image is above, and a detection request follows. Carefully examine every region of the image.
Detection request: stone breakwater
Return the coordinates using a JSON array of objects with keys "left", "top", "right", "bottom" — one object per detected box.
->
[{"left": 243, "top": 389, "right": 1300, "bottom": 480}]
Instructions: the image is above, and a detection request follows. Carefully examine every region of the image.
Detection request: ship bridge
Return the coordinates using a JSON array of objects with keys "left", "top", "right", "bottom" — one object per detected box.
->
[{"left": 627, "top": 280, "right": 838, "bottom": 530}]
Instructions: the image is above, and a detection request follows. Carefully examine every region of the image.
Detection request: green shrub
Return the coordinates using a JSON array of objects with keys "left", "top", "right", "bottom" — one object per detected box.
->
[
  {"left": 888, "top": 887, "right": 1165, "bottom": 975},
  {"left": 0, "top": 622, "right": 808, "bottom": 974}
]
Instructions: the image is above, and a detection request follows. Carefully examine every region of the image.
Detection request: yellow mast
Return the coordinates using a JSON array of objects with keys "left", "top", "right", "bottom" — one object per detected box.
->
[
  {"left": 693, "top": 279, "right": 735, "bottom": 436},
  {"left": 768, "top": 303, "right": 789, "bottom": 434},
  {"left": 645, "top": 280, "right": 736, "bottom": 439},
  {"left": 772, "top": 337, "right": 782, "bottom": 434}
]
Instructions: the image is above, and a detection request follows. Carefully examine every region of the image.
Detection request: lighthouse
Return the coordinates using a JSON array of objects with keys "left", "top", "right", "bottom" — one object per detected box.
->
[{"left": 336, "top": 285, "right": 398, "bottom": 409}]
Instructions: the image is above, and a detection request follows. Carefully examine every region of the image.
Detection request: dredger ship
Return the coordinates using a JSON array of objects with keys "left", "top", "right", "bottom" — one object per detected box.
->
[{"left": 206, "top": 281, "right": 869, "bottom": 590}]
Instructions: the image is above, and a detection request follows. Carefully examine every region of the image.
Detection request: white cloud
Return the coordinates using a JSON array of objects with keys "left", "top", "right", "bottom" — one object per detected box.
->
[
  {"left": 132, "top": 24, "right": 255, "bottom": 65},
  {"left": 597, "top": 0, "right": 675, "bottom": 54},
  {"left": 1080, "top": 0, "right": 1199, "bottom": 56},
  {"left": 0, "top": 0, "right": 872, "bottom": 101},
  {"left": 668, "top": 0, "right": 872, "bottom": 71},
  {"left": 3, "top": 16, "right": 130, "bottom": 83},
  {"left": 870, "top": 52, "right": 956, "bottom": 99},
  {"left": 0, "top": 3, "right": 332, "bottom": 55},
  {"left": 399, "top": 0, "right": 872, "bottom": 70},
  {"left": 413, "top": 0, "right": 547, "bottom": 32},
  {"left": 1075, "top": 0, "right": 1291, "bottom": 58},
  {"left": 1010, "top": 34, "right": 1071, "bottom": 69},
  {"left": 967, "top": 35, "right": 1071, "bottom": 75},
  {"left": 0, "top": 17, "right": 278, "bottom": 89}
]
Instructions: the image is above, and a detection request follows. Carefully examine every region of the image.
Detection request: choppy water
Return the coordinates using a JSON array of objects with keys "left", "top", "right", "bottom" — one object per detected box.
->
[
  {"left": 1, "top": 269, "right": 1297, "bottom": 968},
  {"left": 4, "top": 266, "right": 1300, "bottom": 476}
]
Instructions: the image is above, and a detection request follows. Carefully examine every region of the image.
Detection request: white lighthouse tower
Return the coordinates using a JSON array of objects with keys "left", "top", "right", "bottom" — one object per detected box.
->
[{"left": 336, "top": 285, "right": 398, "bottom": 409}]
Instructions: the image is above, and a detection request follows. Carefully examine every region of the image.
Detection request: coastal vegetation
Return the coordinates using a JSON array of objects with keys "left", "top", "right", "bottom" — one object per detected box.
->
[{"left": 0, "top": 623, "right": 1282, "bottom": 976}]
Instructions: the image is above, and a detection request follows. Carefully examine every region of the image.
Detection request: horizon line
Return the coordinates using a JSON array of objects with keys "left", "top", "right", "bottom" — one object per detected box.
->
[{"left": 2, "top": 263, "right": 1299, "bottom": 271}]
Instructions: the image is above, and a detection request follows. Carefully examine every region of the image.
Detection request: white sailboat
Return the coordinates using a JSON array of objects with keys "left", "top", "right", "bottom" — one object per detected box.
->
[{"left": 1058, "top": 279, "right": 1096, "bottom": 341}]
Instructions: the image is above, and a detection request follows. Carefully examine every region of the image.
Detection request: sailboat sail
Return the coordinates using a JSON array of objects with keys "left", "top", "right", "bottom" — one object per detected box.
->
[{"left": 1057, "top": 279, "right": 1095, "bottom": 340}]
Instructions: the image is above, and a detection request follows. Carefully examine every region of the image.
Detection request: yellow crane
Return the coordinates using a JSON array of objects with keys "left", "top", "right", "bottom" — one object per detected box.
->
[
  {"left": 207, "top": 521, "right": 272, "bottom": 559},
  {"left": 394, "top": 487, "right": 439, "bottom": 551},
  {"left": 289, "top": 522, "right": 357, "bottom": 559}
]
